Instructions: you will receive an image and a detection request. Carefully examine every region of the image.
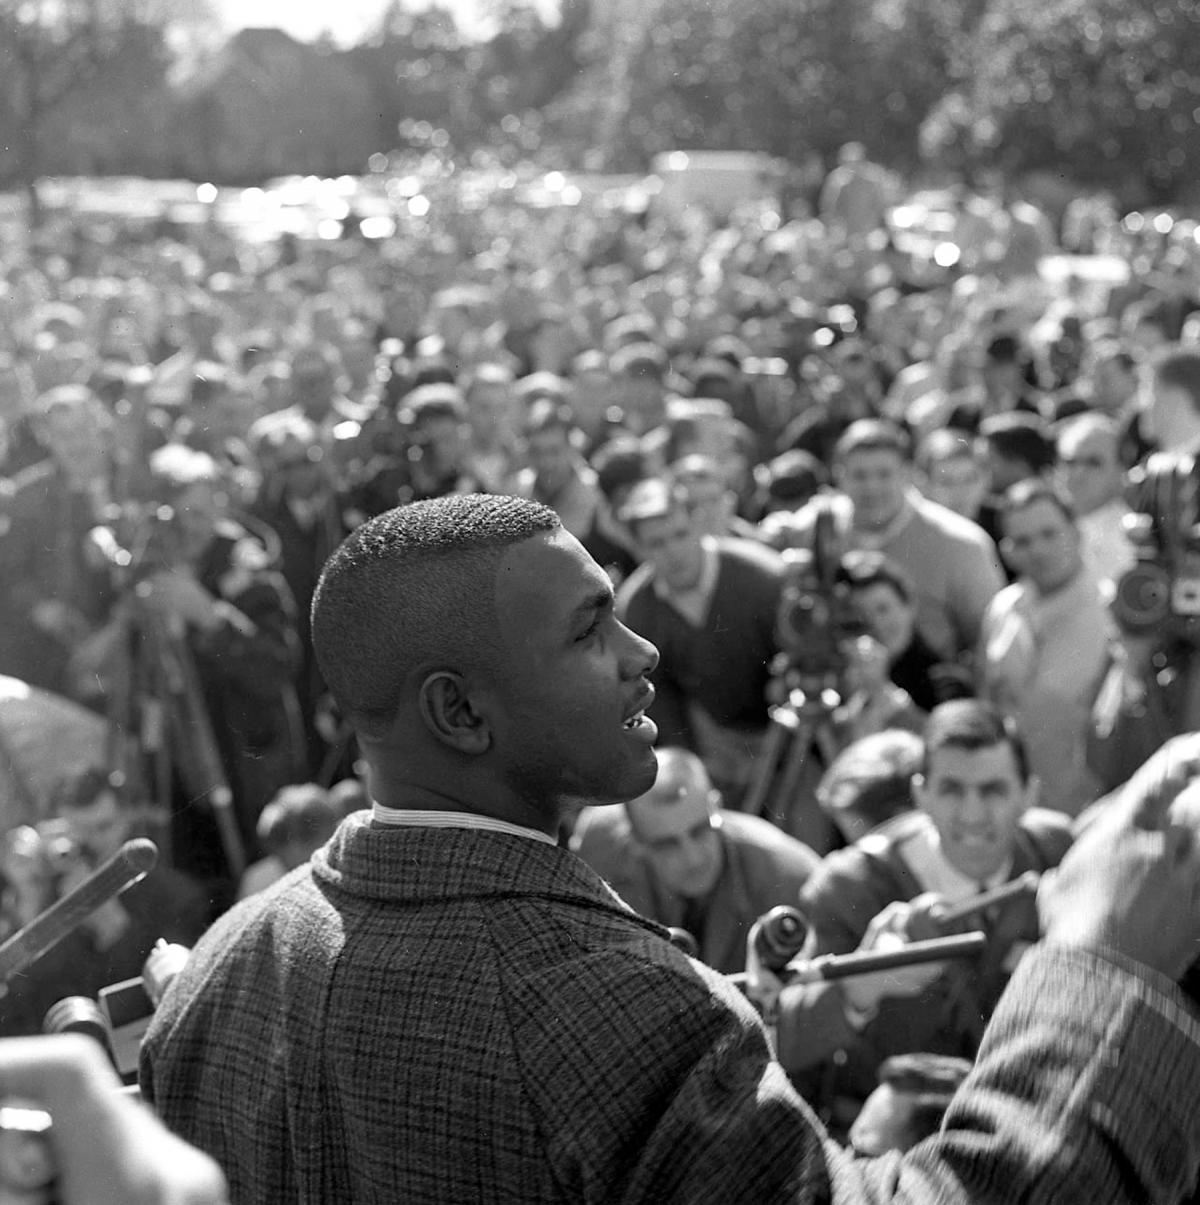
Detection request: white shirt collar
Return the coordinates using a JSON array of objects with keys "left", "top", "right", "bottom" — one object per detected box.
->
[
  {"left": 371, "top": 802, "right": 558, "bottom": 846},
  {"left": 898, "top": 813, "right": 1013, "bottom": 899}
]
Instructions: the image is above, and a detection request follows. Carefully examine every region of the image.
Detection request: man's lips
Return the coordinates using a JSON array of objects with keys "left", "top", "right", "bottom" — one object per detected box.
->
[{"left": 622, "top": 684, "right": 656, "bottom": 727}]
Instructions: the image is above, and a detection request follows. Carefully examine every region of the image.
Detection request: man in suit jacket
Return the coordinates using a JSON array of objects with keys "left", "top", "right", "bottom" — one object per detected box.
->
[
  {"left": 141, "top": 493, "right": 1200, "bottom": 1204},
  {"left": 571, "top": 746, "right": 821, "bottom": 974},
  {"left": 779, "top": 701, "right": 1073, "bottom": 1126}
]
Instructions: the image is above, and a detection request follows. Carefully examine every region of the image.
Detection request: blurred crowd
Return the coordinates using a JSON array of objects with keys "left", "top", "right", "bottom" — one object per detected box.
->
[{"left": 2, "top": 151, "right": 1200, "bottom": 1149}]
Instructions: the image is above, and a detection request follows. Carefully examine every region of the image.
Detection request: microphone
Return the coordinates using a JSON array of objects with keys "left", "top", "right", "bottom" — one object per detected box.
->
[{"left": 0, "top": 839, "right": 158, "bottom": 987}]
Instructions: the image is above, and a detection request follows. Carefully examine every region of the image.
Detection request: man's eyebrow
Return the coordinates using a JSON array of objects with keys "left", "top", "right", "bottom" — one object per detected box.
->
[{"left": 569, "top": 587, "right": 614, "bottom": 621}]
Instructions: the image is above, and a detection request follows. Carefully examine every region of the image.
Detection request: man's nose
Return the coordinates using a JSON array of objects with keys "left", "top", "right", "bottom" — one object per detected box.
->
[{"left": 620, "top": 620, "right": 659, "bottom": 678}]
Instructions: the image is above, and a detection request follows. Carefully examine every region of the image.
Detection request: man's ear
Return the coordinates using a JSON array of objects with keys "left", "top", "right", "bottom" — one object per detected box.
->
[
  {"left": 911, "top": 771, "right": 928, "bottom": 812},
  {"left": 418, "top": 671, "right": 491, "bottom": 755},
  {"left": 1022, "top": 774, "right": 1040, "bottom": 812}
]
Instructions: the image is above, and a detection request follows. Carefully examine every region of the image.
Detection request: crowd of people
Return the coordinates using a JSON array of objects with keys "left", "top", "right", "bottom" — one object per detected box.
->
[{"left": 3, "top": 154, "right": 1200, "bottom": 1197}]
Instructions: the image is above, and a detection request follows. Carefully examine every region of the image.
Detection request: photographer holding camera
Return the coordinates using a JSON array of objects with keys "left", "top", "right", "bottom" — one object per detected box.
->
[
  {"left": 1089, "top": 346, "right": 1200, "bottom": 791},
  {"left": 0, "top": 770, "right": 211, "bottom": 1039}
]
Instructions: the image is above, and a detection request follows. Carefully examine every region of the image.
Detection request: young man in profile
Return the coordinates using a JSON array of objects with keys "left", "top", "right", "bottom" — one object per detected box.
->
[{"left": 143, "top": 493, "right": 1200, "bottom": 1204}]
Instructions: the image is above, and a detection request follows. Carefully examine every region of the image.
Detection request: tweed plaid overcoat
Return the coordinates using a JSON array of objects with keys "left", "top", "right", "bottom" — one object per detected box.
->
[{"left": 142, "top": 813, "right": 1200, "bottom": 1203}]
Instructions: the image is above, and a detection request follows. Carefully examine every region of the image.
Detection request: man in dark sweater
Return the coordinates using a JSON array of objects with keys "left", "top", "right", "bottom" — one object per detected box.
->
[
  {"left": 571, "top": 746, "right": 821, "bottom": 973},
  {"left": 616, "top": 478, "right": 786, "bottom": 812}
]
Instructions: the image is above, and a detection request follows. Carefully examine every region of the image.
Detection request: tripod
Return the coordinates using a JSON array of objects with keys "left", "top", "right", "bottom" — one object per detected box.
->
[
  {"left": 100, "top": 515, "right": 246, "bottom": 883},
  {"left": 742, "top": 671, "right": 843, "bottom": 836}
]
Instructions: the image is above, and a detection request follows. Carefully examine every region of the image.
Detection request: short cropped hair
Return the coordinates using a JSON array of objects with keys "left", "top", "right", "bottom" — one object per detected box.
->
[
  {"left": 978, "top": 412, "right": 1055, "bottom": 474},
  {"left": 148, "top": 443, "right": 222, "bottom": 494},
  {"left": 591, "top": 437, "right": 651, "bottom": 504},
  {"left": 256, "top": 783, "right": 340, "bottom": 855},
  {"left": 837, "top": 550, "right": 915, "bottom": 606},
  {"left": 1056, "top": 411, "right": 1119, "bottom": 450},
  {"left": 1151, "top": 346, "right": 1200, "bottom": 413},
  {"left": 817, "top": 729, "right": 923, "bottom": 835},
  {"left": 616, "top": 475, "right": 684, "bottom": 528},
  {"left": 834, "top": 419, "right": 912, "bottom": 465},
  {"left": 915, "top": 428, "right": 976, "bottom": 474},
  {"left": 399, "top": 383, "right": 467, "bottom": 427},
  {"left": 523, "top": 396, "right": 577, "bottom": 440},
  {"left": 311, "top": 494, "right": 560, "bottom": 738},
  {"left": 922, "top": 699, "right": 1029, "bottom": 784},
  {"left": 626, "top": 747, "right": 713, "bottom": 818},
  {"left": 1001, "top": 476, "right": 1076, "bottom": 528}
]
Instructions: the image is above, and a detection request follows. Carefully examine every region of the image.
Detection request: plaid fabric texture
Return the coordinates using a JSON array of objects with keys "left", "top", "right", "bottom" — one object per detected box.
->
[{"left": 142, "top": 814, "right": 1200, "bottom": 1203}]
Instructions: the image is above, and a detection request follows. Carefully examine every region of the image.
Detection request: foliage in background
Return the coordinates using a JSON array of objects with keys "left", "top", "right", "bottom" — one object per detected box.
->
[{"left": 0, "top": 0, "right": 1197, "bottom": 209}]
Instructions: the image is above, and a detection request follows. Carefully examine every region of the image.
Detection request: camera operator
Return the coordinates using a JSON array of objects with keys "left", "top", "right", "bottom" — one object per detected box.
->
[
  {"left": 771, "top": 420, "right": 1005, "bottom": 664},
  {"left": 77, "top": 441, "right": 308, "bottom": 885},
  {"left": 837, "top": 550, "right": 974, "bottom": 714},
  {"left": 0, "top": 770, "right": 211, "bottom": 1038},
  {"left": 1089, "top": 346, "right": 1200, "bottom": 791}
]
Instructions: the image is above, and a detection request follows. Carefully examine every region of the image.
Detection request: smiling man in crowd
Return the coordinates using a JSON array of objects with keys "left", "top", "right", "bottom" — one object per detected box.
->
[{"left": 778, "top": 700, "right": 1073, "bottom": 1131}]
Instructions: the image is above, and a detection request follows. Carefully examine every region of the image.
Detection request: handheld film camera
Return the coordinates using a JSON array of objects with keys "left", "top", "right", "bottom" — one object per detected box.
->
[{"left": 1112, "top": 452, "right": 1200, "bottom": 646}]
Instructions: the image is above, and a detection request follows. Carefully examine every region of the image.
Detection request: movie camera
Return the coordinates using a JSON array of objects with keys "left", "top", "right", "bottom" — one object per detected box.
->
[
  {"left": 743, "top": 498, "right": 864, "bottom": 820},
  {"left": 773, "top": 499, "right": 865, "bottom": 700},
  {"left": 1112, "top": 451, "right": 1200, "bottom": 645}
]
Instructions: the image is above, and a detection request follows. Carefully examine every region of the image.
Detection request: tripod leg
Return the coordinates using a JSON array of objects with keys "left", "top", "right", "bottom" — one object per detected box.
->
[
  {"left": 765, "top": 715, "right": 821, "bottom": 840},
  {"left": 742, "top": 719, "right": 789, "bottom": 817}
]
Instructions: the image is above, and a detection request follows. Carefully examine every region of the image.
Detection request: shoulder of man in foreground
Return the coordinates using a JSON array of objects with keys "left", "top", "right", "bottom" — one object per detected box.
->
[
  {"left": 910, "top": 491, "right": 1000, "bottom": 553},
  {"left": 142, "top": 796, "right": 1200, "bottom": 1204},
  {"left": 720, "top": 810, "right": 823, "bottom": 876}
]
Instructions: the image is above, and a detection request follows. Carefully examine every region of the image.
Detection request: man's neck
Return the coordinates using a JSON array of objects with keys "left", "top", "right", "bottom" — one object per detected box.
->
[
  {"left": 850, "top": 495, "right": 912, "bottom": 542},
  {"left": 1029, "top": 562, "right": 1086, "bottom": 602},
  {"left": 369, "top": 772, "right": 561, "bottom": 838}
]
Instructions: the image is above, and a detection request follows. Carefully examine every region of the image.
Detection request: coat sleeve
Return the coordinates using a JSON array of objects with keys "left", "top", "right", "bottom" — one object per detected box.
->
[{"left": 513, "top": 943, "right": 1200, "bottom": 1204}]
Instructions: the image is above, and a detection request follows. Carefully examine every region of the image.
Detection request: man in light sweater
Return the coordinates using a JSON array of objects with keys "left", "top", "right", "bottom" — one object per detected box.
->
[
  {"left": 979, "top": 479, "right": 1112, "bottom": 815},
  {"left": 778, "top": 420, "right": 1006, "bottom": 661}
]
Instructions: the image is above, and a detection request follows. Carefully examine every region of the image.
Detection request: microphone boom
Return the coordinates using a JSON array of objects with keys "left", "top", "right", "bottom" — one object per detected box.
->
[{"left": 0, "top": 839, "right": 158, "bottom": 986}]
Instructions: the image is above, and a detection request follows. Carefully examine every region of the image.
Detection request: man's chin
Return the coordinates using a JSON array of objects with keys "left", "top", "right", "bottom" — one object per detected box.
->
[
  {"left": 577, "top": 754, "right": 661, "bottom": 809},
  {"left": 951, "top": 852, "right": 1004, "bottom": 882}
]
